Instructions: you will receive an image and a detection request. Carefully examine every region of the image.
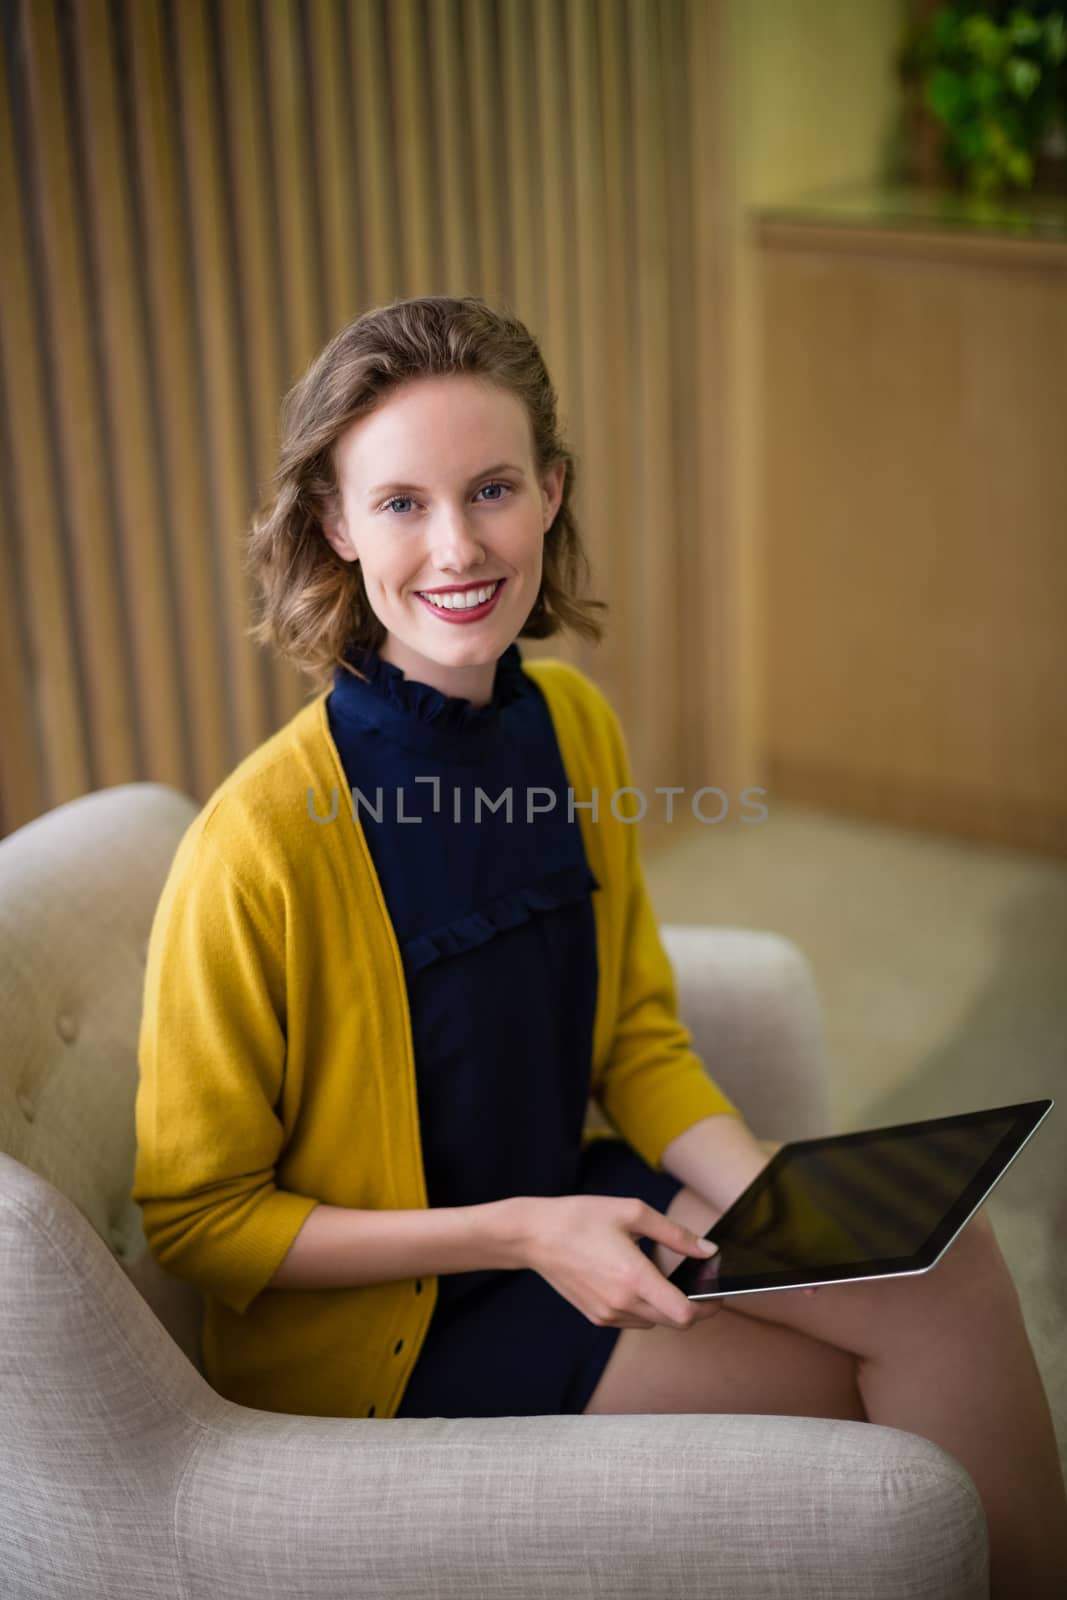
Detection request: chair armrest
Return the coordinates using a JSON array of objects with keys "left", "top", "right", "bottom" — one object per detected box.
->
[
  {"left": 179, "top": 1410, "right": 987, "bottom": 1600},
  {"left": 1, "top": 1154, "right": 987, "bottom": 1600},
  {"left": 661, "top": 924, "right": 834, "bottom": 1140}
]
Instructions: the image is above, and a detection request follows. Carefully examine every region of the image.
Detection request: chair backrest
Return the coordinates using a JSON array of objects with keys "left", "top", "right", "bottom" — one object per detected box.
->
[{"left": 0, "top": 783, "right": 205, "bottom": 1366}]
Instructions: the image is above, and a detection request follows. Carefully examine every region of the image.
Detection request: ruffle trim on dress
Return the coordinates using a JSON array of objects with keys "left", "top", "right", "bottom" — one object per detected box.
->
[
  {"left": 402, "top": 860, "right": 600, "bottom": 975},
  {"left": 338, "top": 640, "right": 526, "bottom": 733}
]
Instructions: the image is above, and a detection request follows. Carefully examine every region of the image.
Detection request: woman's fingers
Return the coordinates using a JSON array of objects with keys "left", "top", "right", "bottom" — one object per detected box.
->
[{"left": 639, "top": 1203, "right": 720, "bottom": 1262}]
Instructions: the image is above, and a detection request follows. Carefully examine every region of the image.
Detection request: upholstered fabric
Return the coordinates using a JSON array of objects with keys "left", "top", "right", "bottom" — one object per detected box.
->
[{"left": 0, "top": 782, "right": 989, "bottom": 1598}]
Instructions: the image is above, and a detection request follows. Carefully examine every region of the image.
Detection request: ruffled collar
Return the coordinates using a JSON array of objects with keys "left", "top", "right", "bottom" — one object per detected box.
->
[{"left": 329, "top": 640, "right": 528, "bottom": 756}]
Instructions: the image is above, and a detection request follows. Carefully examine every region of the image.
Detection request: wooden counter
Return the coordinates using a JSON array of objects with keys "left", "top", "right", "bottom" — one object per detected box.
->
[{"left": 755, "top": 185, "right": 1067, "bottom": 858}]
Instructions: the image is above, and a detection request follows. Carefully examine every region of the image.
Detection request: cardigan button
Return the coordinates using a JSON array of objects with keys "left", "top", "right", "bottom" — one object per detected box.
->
[
  {"left": 415, "top": 1279, "right": 422, "bottom": 1294},
  {"left": 368, "top": 1404, "right": 376, "bottom": 1416},
  {"left": 393, "top": 1339, "right": 404, "bottom": 1355}
]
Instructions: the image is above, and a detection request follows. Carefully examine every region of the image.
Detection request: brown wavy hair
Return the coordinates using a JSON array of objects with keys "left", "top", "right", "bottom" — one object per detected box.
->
[{"left": 244, "top": 295, "right": 607, "bottom": 692}]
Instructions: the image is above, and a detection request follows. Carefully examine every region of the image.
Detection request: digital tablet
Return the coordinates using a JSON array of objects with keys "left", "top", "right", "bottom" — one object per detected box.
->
[{"left": 667, "top": 1099, "right": 1053, "bottom": 1301}]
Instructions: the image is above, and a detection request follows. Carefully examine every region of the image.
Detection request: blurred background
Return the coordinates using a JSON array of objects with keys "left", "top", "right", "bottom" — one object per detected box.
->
[{"left": 1, "top": 0, "right": 1065, "bottom": 1432}]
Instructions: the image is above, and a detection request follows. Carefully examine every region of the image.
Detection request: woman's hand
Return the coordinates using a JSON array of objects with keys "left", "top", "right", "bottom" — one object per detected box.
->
[{"left": 514, "top": 1194, "right": 724, "bottom": 1331}]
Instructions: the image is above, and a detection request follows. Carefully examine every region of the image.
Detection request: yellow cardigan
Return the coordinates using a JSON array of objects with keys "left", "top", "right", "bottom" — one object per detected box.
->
[{"left": 132, "top": 653, "right": 740, "bottom": 1418}]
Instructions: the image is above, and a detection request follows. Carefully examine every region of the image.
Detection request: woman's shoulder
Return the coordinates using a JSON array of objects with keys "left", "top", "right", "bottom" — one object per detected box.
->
[
  {"left": 174, "top": 694, "right": 339, "bottom": 891},
  {"left": 521, "top": 651, "right": 617, "bottom": 725}
]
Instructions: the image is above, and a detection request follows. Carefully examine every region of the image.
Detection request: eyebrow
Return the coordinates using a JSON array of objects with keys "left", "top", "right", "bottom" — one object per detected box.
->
[{"left": 366, "top": 462, "right": 527, "bottom": 499}]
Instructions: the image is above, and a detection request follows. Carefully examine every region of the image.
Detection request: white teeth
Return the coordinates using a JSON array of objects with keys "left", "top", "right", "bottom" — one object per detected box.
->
[{"left": 420, "top": 581, "right": 500, "bottom": 611}]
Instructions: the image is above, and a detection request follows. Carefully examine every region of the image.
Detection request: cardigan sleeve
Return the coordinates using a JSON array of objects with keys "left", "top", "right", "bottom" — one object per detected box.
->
[
  {"left": 589, "top": 692, "right": 744, "bottom": 1171},
  {"left": 131, "top": 825, "right": 320, "bottom": 1316}
]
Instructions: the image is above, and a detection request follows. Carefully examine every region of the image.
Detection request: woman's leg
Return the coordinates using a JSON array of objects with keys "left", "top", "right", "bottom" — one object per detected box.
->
[{"left": 584, "top": 1185, "right": 1067, "bottom": 1600}]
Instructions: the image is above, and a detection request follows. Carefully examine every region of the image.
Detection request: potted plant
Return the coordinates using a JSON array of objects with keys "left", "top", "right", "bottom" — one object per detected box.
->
[{"left": 898, "top": 1, "right": 1067, "bottom": 195}]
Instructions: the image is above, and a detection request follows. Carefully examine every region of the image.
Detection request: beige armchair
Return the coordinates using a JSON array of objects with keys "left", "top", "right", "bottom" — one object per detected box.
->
[{"left": 0, "top": 784, "right": 989, "bottom": 1598}]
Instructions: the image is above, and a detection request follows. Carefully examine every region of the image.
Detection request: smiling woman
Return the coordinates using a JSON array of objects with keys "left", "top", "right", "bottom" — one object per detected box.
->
[
  {"left": 133, "top": 296, "right": 1067, "bottom": 1596},
  {"left": 138, "top": 292, "right": 746, "bottom": 1433},
  {"left": 242, "top": 295, "right": 606, "bottom": 698},
  {"left": 317, "top": 373, "right": 564, "bottom": 706}
]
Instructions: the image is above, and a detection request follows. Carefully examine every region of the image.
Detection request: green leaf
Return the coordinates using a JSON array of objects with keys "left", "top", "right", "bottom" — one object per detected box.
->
[
  {"left": 1005, "top": 55, "right": 1042, "bottom": 98},
  {"left": 961, "top": 14, "right": 1009, "bottom": 67},
  {"left": 931, "top": 7, "right": 963, "bottom": 54},
  {"left": 998, "top": 101, "right": 1027, "bottom": 146},
  {"left": 927, "top": 66, "right": 969, "bottom": 126},
  {"left": 956, "top": 120, "right": 988, "bottom": 161},
  {"left": 1007, "top": 11, "right": 1043, "bottom": 49},
  {"left": 985, "top": 117, "right": 1009, "bottom": 153},
  {"left": 1044, "top": 16, "right": 1067, "bottom": 66},
  {"left": 972, "top": 65, "right": 1002, "bottom": 106},
  {"left": 1004, "top": 147, "right": 1034, "bottom": 184}
]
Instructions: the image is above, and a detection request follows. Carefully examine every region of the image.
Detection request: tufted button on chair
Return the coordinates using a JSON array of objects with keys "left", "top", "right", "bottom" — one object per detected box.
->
[{"left": 0, "top": 784, "right": 989, "bottom": 1599}]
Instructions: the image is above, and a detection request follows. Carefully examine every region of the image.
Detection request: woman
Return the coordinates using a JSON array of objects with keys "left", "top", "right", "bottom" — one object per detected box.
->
[{"left": 133, "top": 295, "right": 1066, "bottom": 1595}]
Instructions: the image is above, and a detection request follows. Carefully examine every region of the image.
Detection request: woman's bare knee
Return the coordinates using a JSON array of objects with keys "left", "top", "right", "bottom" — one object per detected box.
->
[
  {"left": 589, "top": 1186, "right": 864, "bottom": 1419},
  {"left": 649, "top": 1180, "right": 1016, "bottom": 1379},
  {"left": 726, "top": 1204, "right": 1019, "bottom": 1368},
  {"left": 583, "top": 1300, "right": 866, "bottom": 1419}
]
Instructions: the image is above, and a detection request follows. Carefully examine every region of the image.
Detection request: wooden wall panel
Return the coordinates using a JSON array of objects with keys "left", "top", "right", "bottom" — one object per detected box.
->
[
  {"left": 501, "top": 0, "right": 543, "bottom": 340},
  {"left": 0, "top": 22, "right": 90, "bottom": 819},
  {"left": 75, "top": 0, "right": 189, "bottom": 785},
  {"left": 1, "top": 0, "right": 737, "bottom": 839},
  {"left": 346, "top": 0, "right": 397, "bottom": 312},
  {"left": 123, "top": 0, "right": 231, "bottom": 796},
  {"left": 759, "top": 221, "right": 1067, "bottom": 858},
  {"left": 9, "top": 0, "right": 133, "bottom": 801},
  {"left": 564, "top": 0, "right": 622, "bottom": 707},
  {"left": 170, "top": 0, "right": 275, "bottom": 753}
]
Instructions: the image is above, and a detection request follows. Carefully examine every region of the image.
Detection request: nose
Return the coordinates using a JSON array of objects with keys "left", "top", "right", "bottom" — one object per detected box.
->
[{"left": 427, "top": 503, "right": 486, "bottom": 574}]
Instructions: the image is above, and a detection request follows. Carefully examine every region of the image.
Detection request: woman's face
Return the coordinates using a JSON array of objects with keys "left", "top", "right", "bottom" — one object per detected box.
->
[{"left": 322, "top": 375, "right": 565, "bottom": 705}]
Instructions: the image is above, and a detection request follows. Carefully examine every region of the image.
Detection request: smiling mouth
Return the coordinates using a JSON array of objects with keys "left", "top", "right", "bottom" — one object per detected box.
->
[{"left": 415, "top": 578, "right": 505, "bottom": 614}]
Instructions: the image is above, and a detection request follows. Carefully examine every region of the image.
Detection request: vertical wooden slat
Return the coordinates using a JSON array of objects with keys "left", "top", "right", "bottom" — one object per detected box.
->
[
  {"left": 626, "top": 0, "right": 676, "bottom": 793},
  {"left": 170, "top": 0, "right": 269, "bottom": 761},
  {"left": 0, "top": 5, "right": 87, "bottom": 818},
  {"left": 73, "top": 0, "right": 188, "bottom": 788},
  {"left": 304, "top": 0, "right": 365, "bottom": 330},
  {"left": 534, "top": 0, "right": 585, "bottom": 675},
  {"left": 531, "top": 0, "right": 574, "bottom": 424},
  {"left": 214, "top": 0, "right": 286, "bottom": 491},
  {"left": 499, "top": 0, "right": 545, "bottom": 339},
  {"left": 347, "top": 0, "right": 399, "bottom": 311},
  {"left": 427, "top": 0, "right": 477, "bottom": 294},
  {"left": 462, "top": 0, "right": 504, "bottom": 298},
  {"left": 498, "top": 0, "right": 566, "bottom": 668},
  {"left": 564, "top": 0, "right": 620, "bottom": 696},
  {"left": 122, "top": 0, "right": 231, "bottom": 798},
  {"left": 259, "top": 0, "right": 325, "bottom": 377},
  {"left": 390, "top": 0, "right": 438, "bottom": 293},
  {"left": 12, "top": 0, "right": 133, "bottom": 796},
  {"left": 0, "top": 366, "right": 43, "bottom": 827},
  {"left": 661, "top": 0, "right": 706, "bottom": 796},
  {"left": 591, "top": 0, "right": 635, "bottom": 719},
  {"left": 214, "top": 0, "right": 306, "bottom": 727},
  {"left": 692, "top": 0, "right": 751, "bottom": 800}
]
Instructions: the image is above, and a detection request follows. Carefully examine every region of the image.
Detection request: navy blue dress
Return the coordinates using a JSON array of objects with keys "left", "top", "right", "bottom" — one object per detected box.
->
[{"left": 326, "top": 639, "right": 684, "bottom": 1416}]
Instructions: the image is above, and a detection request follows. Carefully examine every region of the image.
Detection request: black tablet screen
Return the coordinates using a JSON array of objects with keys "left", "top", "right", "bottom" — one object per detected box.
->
[{"left": 668, "top": 1101, "right": 1050, "bottom": 1297}]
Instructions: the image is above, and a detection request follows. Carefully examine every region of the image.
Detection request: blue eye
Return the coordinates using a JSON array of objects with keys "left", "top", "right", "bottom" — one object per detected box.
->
[{"left": 381, "top": 481, "right": 513, "bottom": 515}]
